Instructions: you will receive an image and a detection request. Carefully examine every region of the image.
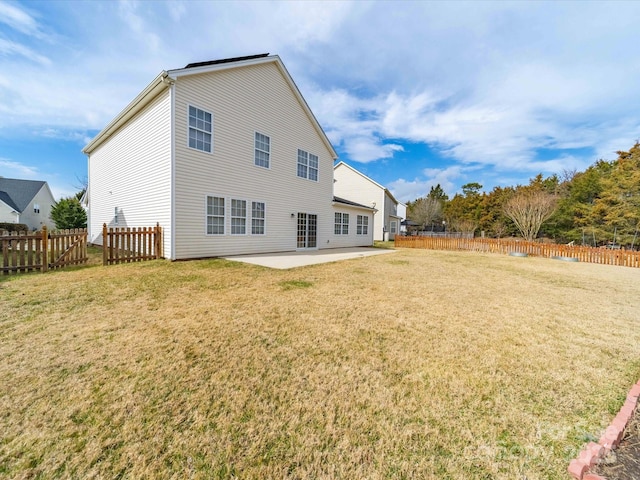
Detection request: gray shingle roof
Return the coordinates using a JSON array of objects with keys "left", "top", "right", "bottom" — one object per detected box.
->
[{"left": 0, "top": 178, "right": 46, "bottom": 213}]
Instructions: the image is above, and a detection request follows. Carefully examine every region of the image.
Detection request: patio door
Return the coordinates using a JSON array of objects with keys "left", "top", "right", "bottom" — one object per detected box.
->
[{"left": 297, "top": 213, "right": 317, "bottom": 249}]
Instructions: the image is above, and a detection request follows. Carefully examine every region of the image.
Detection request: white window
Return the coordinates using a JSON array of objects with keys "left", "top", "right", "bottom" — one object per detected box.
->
[
  {"left": 33, "top": 203, "right": 40, "bottom": 214},
  {"left": 308, "top": 153, "right": 318, "bottom": 181},
  {"left": 255, "top": 132, "right": 270, "bottom": 168},
  {"left": 297, "top": 149, "right": 318, "bottom": 181},
  {"left": 206, "top": 196, "right": 225, "bottom": 235},
  {"left": 357, "top": 215, "right": 369, "bottom": 235},
  {"left": 231, "top": 199, "right": 247, "bottom": 235},
  {"left": 251, "top": 201, "right": 265, "bottom": 235},
  {"left": 390, "top": 221, "right": 397, "bottom": 234},
  {"left": 188, "top": 105, "right": 212, "bottom": 153},
  {"left": 334, "top": 212, "right": 349, "bottom": 235}
]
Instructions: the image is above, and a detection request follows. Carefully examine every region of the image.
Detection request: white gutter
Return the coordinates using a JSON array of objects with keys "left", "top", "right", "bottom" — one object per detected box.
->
[
  {"left": 83, "top": 71, "right": 174, "bottom": 154},
  {"left": 331, "top": 201, "right": 376, "bottom": 212}
]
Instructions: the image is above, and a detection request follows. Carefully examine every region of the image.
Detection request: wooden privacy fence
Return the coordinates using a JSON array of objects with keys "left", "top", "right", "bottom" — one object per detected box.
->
[
  {"left": 395, "top": 236, "right": 640, "bottom": 268},
  {"left": 1, "top": 227, "right": 88, "bottom": 275},
  {"left": 102, "top": 223, "right": 162, "bottom": 265}
]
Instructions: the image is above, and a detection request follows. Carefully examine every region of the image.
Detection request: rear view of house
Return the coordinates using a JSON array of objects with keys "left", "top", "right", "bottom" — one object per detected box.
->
[
  {"left": 83, "top": 54, "right": 374, "bottom": 259},
  {"left": 0, "top": 178, "right": 56, "bottom": 231}
]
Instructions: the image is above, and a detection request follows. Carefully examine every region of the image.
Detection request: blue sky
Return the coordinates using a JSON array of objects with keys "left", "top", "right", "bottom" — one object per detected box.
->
[{"left": 1, "top": 1, "right": 640, "bottom": 202}]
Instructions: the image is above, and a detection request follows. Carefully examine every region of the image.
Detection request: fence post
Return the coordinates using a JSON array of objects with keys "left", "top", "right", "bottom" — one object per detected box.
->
[
  {"left": 155, "top": 223, "right": 162, "bottom": 259},
  {"left": 103, "top": 223, "right": 108, "bottom": 266},
  {"left": 41, "top": 226, "right": 48, "bottom": 272}
]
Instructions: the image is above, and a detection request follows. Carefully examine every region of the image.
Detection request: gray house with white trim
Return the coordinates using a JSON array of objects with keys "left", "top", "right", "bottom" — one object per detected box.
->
[{"left": 0, "top": 178, "right": 56, "bottom": 231}]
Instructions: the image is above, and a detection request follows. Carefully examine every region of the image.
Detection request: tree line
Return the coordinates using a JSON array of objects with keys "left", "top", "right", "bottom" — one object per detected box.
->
[{"left": 406, "top": 142, "right": 640, "bottom": 248}]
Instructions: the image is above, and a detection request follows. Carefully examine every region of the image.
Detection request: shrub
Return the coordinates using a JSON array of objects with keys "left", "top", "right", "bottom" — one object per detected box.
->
[
  {"left": 50, "top": 198, "right": 87, "bottom": 230},
  {"left": 0, "top": 222, "right": 29, "bottom": 233}
]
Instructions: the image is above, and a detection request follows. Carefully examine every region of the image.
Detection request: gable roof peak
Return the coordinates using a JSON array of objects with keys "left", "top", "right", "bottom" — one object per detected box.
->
[
  {"left": 0, "top": 177, "right": 48, "bottom": 212},
  {"left": 334, "top": 161, "right": 399, "bottom": 205}
]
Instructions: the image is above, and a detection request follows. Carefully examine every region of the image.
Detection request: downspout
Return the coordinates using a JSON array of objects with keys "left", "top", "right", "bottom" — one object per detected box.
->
[{"left": 166, "top": 75, "right": 177, "bottom": 261}]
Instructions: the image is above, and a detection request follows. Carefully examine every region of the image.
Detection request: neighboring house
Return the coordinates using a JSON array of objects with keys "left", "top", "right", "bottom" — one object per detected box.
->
[
  {"left": 83, "top": 54, "right": 374, "bottom": 260},
  {"left": 397, "top": 202, "right": 407, "bottom": 234},
  {"left": 0, "top": 177, "right": 56, "bottom": 231},
  {"left": 333, "top": 162, "right": 402, "bottom": 241}
]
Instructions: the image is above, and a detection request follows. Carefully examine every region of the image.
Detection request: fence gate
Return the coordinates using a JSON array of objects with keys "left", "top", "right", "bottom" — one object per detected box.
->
[{"left": 1, "top": 227, "right": 88, "bottom": 275}]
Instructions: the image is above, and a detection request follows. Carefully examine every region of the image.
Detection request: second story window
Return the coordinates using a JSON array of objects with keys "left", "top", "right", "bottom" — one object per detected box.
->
[
  {"left": 255, "top": 132, "right": 270, "bottom": 168},
  {"left": 297, "top": 149, "right": 318, "bottom": 181},
  {"left": 33, "top": 203, "right": 40, "bottom": 214},
  {"left": 188, "top": 105, "right": 212, "bottom": 153}
]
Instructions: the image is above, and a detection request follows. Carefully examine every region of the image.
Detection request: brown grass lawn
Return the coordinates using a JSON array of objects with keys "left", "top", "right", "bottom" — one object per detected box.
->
[{"left": 1, "top": 248, "right": 639, "bottom": 479}]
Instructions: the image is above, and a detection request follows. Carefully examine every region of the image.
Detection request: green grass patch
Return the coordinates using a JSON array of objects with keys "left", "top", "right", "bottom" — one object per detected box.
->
[{"left": 278, "top": 280, "right": 314, "bottom": 290}]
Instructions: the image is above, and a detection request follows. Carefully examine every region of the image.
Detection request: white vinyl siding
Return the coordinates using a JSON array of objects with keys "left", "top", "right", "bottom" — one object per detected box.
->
[
  {"left": 173, "top": 61, "right": 336, "bottom": 258},
  {"left": 206, "top": 196, "right": 225, "bottom": 235},
  {"left": 87, "top": 88, "right": 172, "bottom": 255},
  {"left": 15, "top": 184, "right": 56, "bottom": 231},
  {"left": 188, "top": 105, "right": 212, "bottom": 153},
  {"left": 334, "top": 162, "right": 399, "bottom": 241},
  {"left": 254, "top": 132, "right": 270, "bottom": 168}
]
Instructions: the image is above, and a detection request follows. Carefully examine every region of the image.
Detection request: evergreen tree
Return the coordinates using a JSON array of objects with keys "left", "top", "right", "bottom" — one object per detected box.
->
[{"left": 50, "top": 197, "right": 87, "bottom": 230}]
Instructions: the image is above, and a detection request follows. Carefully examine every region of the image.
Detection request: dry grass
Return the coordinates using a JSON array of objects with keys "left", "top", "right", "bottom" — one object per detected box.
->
[{"left": 1, "top": 248, "right": 639, "bottom": 479}]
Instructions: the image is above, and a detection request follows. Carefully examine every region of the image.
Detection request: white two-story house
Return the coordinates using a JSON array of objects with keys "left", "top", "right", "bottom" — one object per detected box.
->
[
  {"left": 83, "top": 54, "right": 374, "bottom": 260},
  {"left": 333, "top": 162, "right": 402, "bottom": 241}
]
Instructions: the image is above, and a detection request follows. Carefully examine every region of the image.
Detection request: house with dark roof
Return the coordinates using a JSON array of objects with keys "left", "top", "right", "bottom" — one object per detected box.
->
[
  {"left": 83, "top": 54, "right": 375, "bottom": 259},
  {"left": 0, "top": 178, "right": 56, "bottom": 230}
]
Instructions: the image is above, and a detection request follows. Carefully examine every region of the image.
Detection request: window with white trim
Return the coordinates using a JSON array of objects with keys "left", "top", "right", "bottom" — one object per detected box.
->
[
  {"left": 357, "top": 215, "right": 369, "bottom": 235},
  {"left": 206, "top": 196, "right": 225, "bottom": 235},
  {"left": 188, "top": 105, "right": 212, "bottom": 153},
  {"left": 390, "top": 221, "right": 397, "bottom": 234},
  {"left": 33, "top": 203, "right": 40, "bottom": 214},
  {"left": 231, "top": 199, "right": 247, "bottom": 235},
  {"left": 255, "top": 132, "right": 270, "bottom": 168},
  {"left": 297, "top": 149, "right": 318, "bottom": 181},
  {"left": 251, "top": 201, "right": 266, "bottom": 235},
  {"left": 334, "top": 212, "right": 349, "bottom": 235}
]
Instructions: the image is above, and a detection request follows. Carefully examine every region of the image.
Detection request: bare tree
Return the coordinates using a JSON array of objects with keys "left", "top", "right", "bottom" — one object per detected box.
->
[
  {"left": 503, "top": 189, "right": 558, "bottom": 241},
  {"left": 448, "top": 217, "right": 478, "bottom": 235},
  {"left": 410, "top": 197, "right": 442, "bottom": 230}
]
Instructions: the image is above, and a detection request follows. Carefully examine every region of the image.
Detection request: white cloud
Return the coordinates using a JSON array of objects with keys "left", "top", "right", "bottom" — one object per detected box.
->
[
  {"left": 0, "top": 38, "right": 51, "bottom": 65},
  {"left": 0, "top": 158, "right": 39, "bottom": 178},
  {"left": 0, "top": 1, "right": 42, "bottom": 37},
  {"left": 117, "top": 0, "right": 162, "bottom": 52},
  {"left": 388, "top": 165, "right": 467, "bottom": 202},
  {"left": 1, "top": 0, "right": 640, "bottom": 194},
  {"left": 166, "top": 1, "right": 186, "bottom": 22}
]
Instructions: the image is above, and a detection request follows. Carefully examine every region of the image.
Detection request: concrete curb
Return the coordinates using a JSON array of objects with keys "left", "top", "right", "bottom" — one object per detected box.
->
[{"left": 568, "top": 379, "right": 640, "bottom": 479}]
